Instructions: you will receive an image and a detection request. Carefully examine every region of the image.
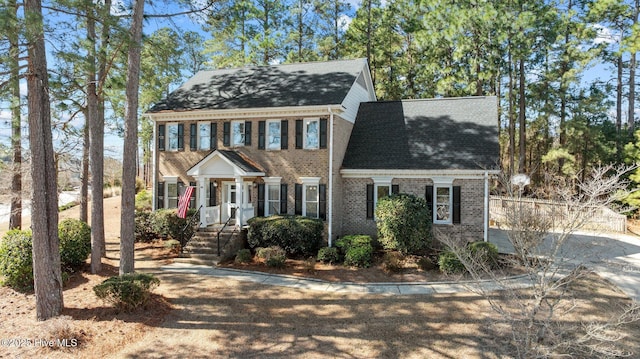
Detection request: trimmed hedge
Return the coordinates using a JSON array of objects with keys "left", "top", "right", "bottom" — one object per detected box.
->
[
  {"left": 149, "top": 208, "right": 198, "bottom": 246},
  {"left": 0, "top": 230, "right": 33, "bottom": 290},
  {"left": 58, "top": 219, "right": 91, "bottom": 269},
  {"left": 336, "top": 235, "right": 373, "bottom": 268},
  {"left": 317, "top": 247, "right": 340, "bottom": 264},
  {"left": 247, "top": 215, "right": 323, "bottom": 256},
  {"left": 135, "top": 211, "right": 157, "bottom": 243},
  {"left": 438, "top": 251, "right": 466, "bottom": 274},
  {"left": 375, "top": 193, "right": 431, "bottom": 255},
  {"left": 256, "top": 246, "right": 287, "bottom": 267}
]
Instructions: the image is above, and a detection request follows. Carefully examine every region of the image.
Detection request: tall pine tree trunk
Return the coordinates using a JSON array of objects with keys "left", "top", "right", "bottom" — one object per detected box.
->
[
  {"left": 80, "top": 122, "right": 89, "bottom": 223},
  {"left": 25, "top": 0, "right": 63, "bottom": 320},
  {"left": 120, "top": 0, "right": 145, "bottom": 275},
  {"left": 617, "top": 54, "right": 623, "bottom": 160},
  {"left": 87, "top": 8, "right": 105, "bottom": 273},
  {"left": 9, "top": 0, "right": 21, "bottom": 230},
  {"left": 518, "top": 58, "right": 526, "bottom": 174}
]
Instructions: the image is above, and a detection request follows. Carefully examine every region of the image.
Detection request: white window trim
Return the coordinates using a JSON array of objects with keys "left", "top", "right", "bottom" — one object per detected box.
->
[
  {"left": 266, "top": 119, "right": 281, "bottom": 151},
  {"left": 432, "top": 177, "right": 454, "bottom": 225},
  {"left": 263, "top": 177, "right": 282, "bottom": 216},
  {"left": 198, "top": 122, "right": 211, "bottom": 151},
  {"left": 303, "top": 118, "right": 319, "bottom": 150},
  {"left": 231, "top": 120, "right": 245, "bottom": 147},
  {"left": 167, "top": 123, "right": 179, "bottom": 151},
  {"left": 300, "top": 177, "right": 320, "bottom": 218},
  {"left": 371, "top": 176, "right": 393, "bottom": 220},
  {"left": 164, "top": 176, "right": 179, "bottom": 208}
]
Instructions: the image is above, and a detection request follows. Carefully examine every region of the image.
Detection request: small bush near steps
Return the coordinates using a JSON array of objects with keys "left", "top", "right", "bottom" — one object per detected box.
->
[
  {"left": 235, "top": 249, "right": 252, "bottom": 263},
  {"left": 93, "top": 273, "right": 160, "bottom": 312},
  {"left": 256, "top": 246, "right": 287, "bottom": 268}
]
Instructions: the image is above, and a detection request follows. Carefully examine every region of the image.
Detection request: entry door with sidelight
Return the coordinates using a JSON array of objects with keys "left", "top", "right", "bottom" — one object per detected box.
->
[{"left": 222, "top": 182, "right": 237, "bottom": 223}]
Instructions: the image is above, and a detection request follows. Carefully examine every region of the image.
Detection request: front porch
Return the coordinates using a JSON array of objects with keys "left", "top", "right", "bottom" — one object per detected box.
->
[{"left": 187, "top": 150, "right": 266, "bottom": 228}]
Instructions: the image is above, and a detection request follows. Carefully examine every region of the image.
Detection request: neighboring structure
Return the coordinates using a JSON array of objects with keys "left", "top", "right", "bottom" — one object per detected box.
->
[{"left": 145, "top": 59, "right": 499, "bottom": 244}]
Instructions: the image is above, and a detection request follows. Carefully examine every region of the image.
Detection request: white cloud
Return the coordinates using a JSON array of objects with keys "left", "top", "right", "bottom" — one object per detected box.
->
[
  {"left": 592, "top": 24, "right": 619, "bottom": 45},
  {"left": 338, "top": 14, "right": 352, "bottom": 32}
]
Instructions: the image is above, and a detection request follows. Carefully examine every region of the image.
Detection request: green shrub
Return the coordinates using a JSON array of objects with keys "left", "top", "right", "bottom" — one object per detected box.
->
[
  {"left": 317, "top": 247, "right": 340, "bottom": 264},
  {"left": 135, "top": 210, "right": 157, "bottom": 243},
  {"left": 247, "top": 215, "right": 323, "bottom": 256},
  {"left": 338, "top": 235, "right": 373, "bottom": 268},
  {"left": 135, "top": 189, "right": 152, "bottom": 211},
  {"left": 149, "top": 208, "right": 198, "bottom": 246},
  {"left": 93, "top": 273, "right": 160, "bottom": 312},
  {"left": 438, "top": 251, "right": 466, "bottom": 274},
  {"left": 382, "top": 251, "right": 404, "bottom": 273},
  {"left": 0, "top": 230, "right": 33, "bottom": 290},
  {"left": 235, "top": 249, "right": 252, "bottom": 263},
  {"left": 375, "top": 193, "right": 432, "bottom": 255},
  {"left": 256, "top": 246, "right": 286, "bottom": 267},
  {"left": 468, "top": 241, "right": 499, "bottom": 268},
  {"left": 58, "top": 219, "right": 91, "bottom": 269}
]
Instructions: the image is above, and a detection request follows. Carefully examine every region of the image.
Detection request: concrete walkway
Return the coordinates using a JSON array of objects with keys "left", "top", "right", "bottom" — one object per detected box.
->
[{"left": 161, "top": 228, "right": 640, "bottom": 300}]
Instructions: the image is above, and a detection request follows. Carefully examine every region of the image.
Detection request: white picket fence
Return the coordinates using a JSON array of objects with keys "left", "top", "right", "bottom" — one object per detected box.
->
[{"left": 490, "top": 196, "right": 627, "bottom": 233}]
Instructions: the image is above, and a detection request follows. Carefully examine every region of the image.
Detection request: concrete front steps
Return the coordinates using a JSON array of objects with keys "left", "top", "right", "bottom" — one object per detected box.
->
[{"left": 174, "top": 224, "right": 246, "bottom": 266}]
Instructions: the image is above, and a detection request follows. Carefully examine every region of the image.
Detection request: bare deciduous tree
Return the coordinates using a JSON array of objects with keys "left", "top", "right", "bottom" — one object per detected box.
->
[{"left": 437, "top": 165, "right": 640, "bottom": 358}]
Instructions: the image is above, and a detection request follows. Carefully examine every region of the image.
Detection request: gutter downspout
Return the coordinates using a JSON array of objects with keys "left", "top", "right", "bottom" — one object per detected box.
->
[
  {"left": 484, "top": 170, "right": 489, "bottom": 242},
  {"left": 328, "top": 106, "right": 334, "bottom": 247},
  {"left": 151, "top": 115, "right": 158, "bottom": 211}
]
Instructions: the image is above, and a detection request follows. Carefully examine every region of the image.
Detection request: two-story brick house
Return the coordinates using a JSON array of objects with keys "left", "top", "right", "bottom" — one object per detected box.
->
[{"left": 145, "top": 58, "right": 499, "bottom": 245}]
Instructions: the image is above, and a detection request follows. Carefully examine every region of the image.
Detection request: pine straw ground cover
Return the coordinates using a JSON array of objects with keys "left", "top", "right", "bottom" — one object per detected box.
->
[{"left": 0, "top": 196, "right": 639, "bottom": 358}]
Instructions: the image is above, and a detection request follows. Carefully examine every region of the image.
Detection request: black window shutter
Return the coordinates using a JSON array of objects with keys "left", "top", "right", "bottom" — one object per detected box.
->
[
  {"left": 177, "top": 124, "right": 184, "bottom": 150},
  {"left": 258, "top": 121, "right": 266, "bottom": 149},
  {"left": 209, "top": 182, "right": 217, "bottom": 206},
  {"left": 295, "top": 183, "right": 302, "bottom": 215},
  {"left": 392, "top": 184, "right": 399, "bottom": 195},
  {"left": 157, "top": 182, "right": 165, "bottom": 209},
  {"left": 189, "top": 181, "right": 197, "bottom": 208},
  {"left": 190, "top": 124, "right": 197, "bottom": 150},
  {"left": 244, "top": 121, "right": 252, "bottom": 146},
  {"left": 211, "top": 123, "right": 217, "bottom": 150},
  {"left": 280, "top": 184, "right": 288, "bottom": 214},
  {"left": 426, "top": 185, "right": 434, "bottom": 219},
  {"left": 223, "top": 122, "right": 230, "bottom": 146},
  {"left": 281, "top": 120, "right": 288, "bottom": 149},
  {"left": 453, "top": 186, "right": 461, "bottom": 224},
  {"left": 319, "top": 184, "right": 326, "bottom": 220},
  {"left": 366, "top": 184, "right": 374, "bottom": 219},
  {"left": 158, "top": 125, "right": 165, "bottom": 151},
  {"left": 295, "top": 120, "right": 303, "bottom": 149},
  {"left": 319, "top": 118, "right": 328, "bottom": 149},
  {"left": 257, "top": 183, "right": 265, "bottom": 216}
]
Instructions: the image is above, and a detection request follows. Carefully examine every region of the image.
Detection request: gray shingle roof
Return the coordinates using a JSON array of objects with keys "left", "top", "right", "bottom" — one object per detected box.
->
[
  {"left": 342, "top": 97, "right": 499, "bottom": 170},
  {"left": 147, "top": 59, "right": 367, "bottom": 113}
]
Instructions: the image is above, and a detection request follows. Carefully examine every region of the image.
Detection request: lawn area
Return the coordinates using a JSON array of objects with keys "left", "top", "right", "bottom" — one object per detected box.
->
[{"left": 0, "top": 196, "right": 639, "bottom": 358}]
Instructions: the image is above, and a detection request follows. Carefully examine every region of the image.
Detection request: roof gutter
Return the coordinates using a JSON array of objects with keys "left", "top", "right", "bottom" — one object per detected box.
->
[{"left": 144, "top": 104, "right": 345, "bottom": 122}]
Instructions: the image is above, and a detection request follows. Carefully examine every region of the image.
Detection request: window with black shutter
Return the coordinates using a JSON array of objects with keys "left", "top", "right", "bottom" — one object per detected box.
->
[
  {"left": 210, "top": 123, "right": 217, "bottom": 150},
  {"left": 453, "top": 186, "right": 461, "bottom": 224},
  {"left": 281, "top": 120, "right": 288, "bottom": 149},
  {"left": 392, "top": 184, "right": 399, "bottom": 194},
  {"left": 223, "top": 122, "right": 230, "bottom": 146},
  {"left": 190, "top": 124, "right": 197, "bottom": 150},
  {"left": 425, "top": 185, "right": 433, "bottom": 219},
  {"left": 257, "top": 183, "right": 265, "bottom": 216},
  {"left": 157, "top": 182, "right": 165, "bottom": 209},
  {"left": 209, "top": 182, "right": 217, "bottom": 206},
  {"left": 295, "top": 183, "right": 302, "bottom": 215},
  {"left": 295, "top": 120, "right": 303, "bottom": 149},
  {"left": 319, "top": 184, "right": 326, "bottom": 220},
  {"left": 189, "top": 181, "right": 197, "bottom": 208},
  {"left": 280, "top": 184, "right": 288, "bottom": 214},
  {"left": 366, "top": 184, "right": 374, "bottom": 219},
  {"left": 319, "top": 118, "right": 327, "bottom": 149},
  {"left": 177, "top": 124, "right": 184, "bottom": 150},
  {"left": 158, "top": 124, "right": 165, "bottom": 151},
  {"left": 258, "top": 121, "right": 266, "bottom": 149},
  {"left": 244, "top": 121, "right": 252, "bottom": 146}
]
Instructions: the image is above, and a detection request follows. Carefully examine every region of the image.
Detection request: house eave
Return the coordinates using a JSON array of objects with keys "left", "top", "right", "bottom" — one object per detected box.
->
[
  {"left": 145, "top": 104, "right": 345, "bottom": 122},
  {"left": 340, "top": 169, "right": 501, "bottom": 179}
]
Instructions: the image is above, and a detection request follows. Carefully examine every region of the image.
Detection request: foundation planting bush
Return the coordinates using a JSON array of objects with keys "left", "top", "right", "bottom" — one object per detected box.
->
[
  {"left": 375, "top": 193, "right": 432, "bottom": 255},
  {"left": 438, "top": 250, "right": 466, "bottom": 274},
  {"left": 468, "top": 241, "right": 499, "bottom": 269},
  {"left": 149, "top": 208, "right": 198, "bottom": 246},
  {"left": 317, "top": 247, "right": 341, "bottom": 264},
  {"left": 337, "top": 235, "right": 373, "bottom": 268},
  {"left": 247, "top": 215, "right": 323, "bottom": 256}
]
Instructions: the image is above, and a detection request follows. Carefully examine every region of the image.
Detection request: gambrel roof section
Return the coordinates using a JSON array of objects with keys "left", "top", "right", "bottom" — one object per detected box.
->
[
  {"left": 147, "top": 59, "right": 375, "bottom": 118},
  {"left": 342, "top": 97, "right": 500, "bottom": 171}
]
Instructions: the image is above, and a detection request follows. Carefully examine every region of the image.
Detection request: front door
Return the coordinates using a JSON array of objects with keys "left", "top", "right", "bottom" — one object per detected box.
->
[{"left": 222, "top": 182, "right": 237, "bottom": 223}]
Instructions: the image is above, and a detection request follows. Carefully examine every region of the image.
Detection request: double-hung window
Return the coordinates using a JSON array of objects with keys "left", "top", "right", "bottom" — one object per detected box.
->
[
  {"left": 304, "top": 185, "right": 319, "bottom": 218},
  {"left": 164, "top": 176, "right": 179, "bottom": 208},
  {"left": 267, "top": 120, "right": 281, "bottom": 150},
  {"left": 167, "top": 123, "right": 180, "bottom": 151},
  {"left": 199, "top": 122, "right": 211, "bottom": 150},
  {"left": 435, "top": 186, "right": 452, "bottom": 223},
  {"left": 232, "top": 121, "right": 245, "bottom": 146},
  {"left": 304, "top": 119, "right": 319, "bottom": 149},
  {"left": 427, "top": 178, "right": 460, "bottom": 225},
  {"left": 295, "top": 177, "right": 326, "bottom": 220},
  {"left": 267, "top": 184, "right": 280, "bottom": 215}
]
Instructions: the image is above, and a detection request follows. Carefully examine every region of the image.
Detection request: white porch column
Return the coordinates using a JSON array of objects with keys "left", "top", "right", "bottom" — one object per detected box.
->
[
  {"left": 198, "top": 176, "right": 207, "bottom": 228},
  {"left": 235, "top": 176, "right": 244, "bottom": 226}
]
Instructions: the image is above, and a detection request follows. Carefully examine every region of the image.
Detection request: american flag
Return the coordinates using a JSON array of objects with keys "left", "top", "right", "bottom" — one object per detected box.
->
[{"left": 177, "top": 186, "right": 195, "bottom": 219}]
